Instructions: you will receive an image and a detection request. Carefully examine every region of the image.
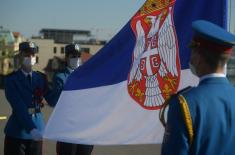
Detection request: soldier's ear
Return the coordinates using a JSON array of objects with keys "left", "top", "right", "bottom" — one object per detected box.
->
[{"left": 195, "top": 52, "right": 202, "bottom": 66}]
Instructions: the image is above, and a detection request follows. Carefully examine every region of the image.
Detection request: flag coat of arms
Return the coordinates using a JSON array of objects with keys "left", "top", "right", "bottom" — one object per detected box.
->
[{"left": 44, "top": 0, "right": 228, "bottom": 144}]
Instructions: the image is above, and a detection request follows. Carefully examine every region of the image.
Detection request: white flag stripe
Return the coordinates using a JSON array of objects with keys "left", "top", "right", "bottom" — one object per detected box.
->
[
  {"left": 44, "top": 82, "right": 164, "bottom": 144},
  {"left": 44, "top": 69, "right": 198, "bottom": 144}
]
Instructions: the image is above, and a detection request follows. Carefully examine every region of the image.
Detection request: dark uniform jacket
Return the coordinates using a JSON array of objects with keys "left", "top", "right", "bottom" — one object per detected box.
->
[
  {"left": 46, "top": 68, "right": 72, "bottom": 107},
  {"left": 4, "top": 69, "right": 48, "bottom": 139}
]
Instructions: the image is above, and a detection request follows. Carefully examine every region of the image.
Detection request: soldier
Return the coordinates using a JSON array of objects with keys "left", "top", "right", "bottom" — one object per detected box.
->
[
  {"left": 4, "top": 41, "right": 48, "bottom": 155},
  {"left": 46, "top": 43, "right": 93, "bottom": 155},
  {"left": 161, "top": 20, "right": 235, "bottom": 154}
]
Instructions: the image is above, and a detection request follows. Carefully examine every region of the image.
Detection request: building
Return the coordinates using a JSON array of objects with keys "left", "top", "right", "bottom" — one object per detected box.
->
[
  {"left": 12, "top": 32, "right": 25, "bottom": 51},
  {"left": 0, "top": 27, "right": 18, "bottom": 87},
  {"left": 0, "top": 26, "right": 15, "bottom": 56},
  {"left": 227, "top": 0, "right": 235, "bottom": 83},
  {"left": 40, "top": 28, "right": 106, "bottom": 45},
  {"left": 40, "top": 28, "right": 90, "bottom": 44},
  {"left": 227, "top": 48, "right": 235, "bottom": 83},
  {"left": 0, "top": 27, "right": 16, "bottom": 76},
  {"left": 31, "top": 38, "right": 104, "bottom": 71},
  {"left": 29, "top": 28, "right": 106, "bottom": 81}
]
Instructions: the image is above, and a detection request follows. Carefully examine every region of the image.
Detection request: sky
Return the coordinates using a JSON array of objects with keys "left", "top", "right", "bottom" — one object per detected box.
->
[
  {"left": 1, "top": 0, "right": 234, "bottom": 41},
  {"left": 0, "top": 0, "right": 147, "bottom": 40}
]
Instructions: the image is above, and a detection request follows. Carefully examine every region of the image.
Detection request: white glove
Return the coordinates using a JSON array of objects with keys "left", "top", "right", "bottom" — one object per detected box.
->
[{"left": 30, "top": 128, "right": 42, "bottom": 141}]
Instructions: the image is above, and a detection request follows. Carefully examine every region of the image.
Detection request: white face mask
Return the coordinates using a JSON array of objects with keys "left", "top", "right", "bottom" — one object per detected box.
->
[
  {"left": 23, "top": 57, "right": 36, "bottom": 67},
  {"left": 189, "top": 63, "right": 197, "bottom": 76},
  {"left": 68, "top": 58, "right": 81, "bottom": 70}
]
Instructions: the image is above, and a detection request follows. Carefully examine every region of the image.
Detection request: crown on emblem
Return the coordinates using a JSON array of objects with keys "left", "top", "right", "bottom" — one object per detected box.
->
[{"left": 140, "top": 0, "right": 175, "bottom": 15}]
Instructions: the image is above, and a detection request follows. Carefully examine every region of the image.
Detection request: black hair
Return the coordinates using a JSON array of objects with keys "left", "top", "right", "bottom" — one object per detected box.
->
[{"left": 198, "top": 48, "right": 230, "bottom": 71}]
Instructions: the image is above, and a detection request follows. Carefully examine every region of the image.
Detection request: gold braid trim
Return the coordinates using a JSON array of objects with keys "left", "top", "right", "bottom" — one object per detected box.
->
[
  {"left": 178, "top": 95, "right": 194, "bottom": 146},
  {"left": 159, "top": 98, "right": 171, "bottom": 127}
]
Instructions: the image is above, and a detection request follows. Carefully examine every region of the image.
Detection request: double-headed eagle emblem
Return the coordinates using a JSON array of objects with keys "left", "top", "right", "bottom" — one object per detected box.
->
[{"left": 128, "top": 0, "right": 180, "bottom": 110}]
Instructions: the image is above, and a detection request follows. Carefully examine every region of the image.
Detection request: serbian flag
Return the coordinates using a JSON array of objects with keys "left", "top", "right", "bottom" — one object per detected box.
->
[{"left": 44, "top": 0, "right": 228, "bottom": 144}]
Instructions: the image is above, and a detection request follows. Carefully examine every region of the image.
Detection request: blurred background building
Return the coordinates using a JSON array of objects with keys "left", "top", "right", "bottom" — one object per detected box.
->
[
  {"left": 227, "top": 0, "right": 235, "bottom": 83},
  {"left": 0, "top": 27, "right": 106, "bottom": 85},
  {"left": 227, "top": 49, "right": 235, "bottom": 83},
  {"left": 31, "top": 28, "right": 106, "bottom": 81},
  {"left": 0, "top": 27, "right": 25, "bottom": 87},
  {"left": 0, "top": 0, "right": 235, "bottom": 86}
]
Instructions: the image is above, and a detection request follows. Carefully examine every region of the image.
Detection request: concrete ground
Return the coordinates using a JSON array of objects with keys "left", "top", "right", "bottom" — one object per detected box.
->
[{"left": 0, "top": 89, "right": 161, "bottom": 155}]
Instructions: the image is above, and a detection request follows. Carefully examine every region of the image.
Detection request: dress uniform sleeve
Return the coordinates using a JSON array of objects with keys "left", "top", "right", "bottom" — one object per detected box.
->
[
  {"left": 38, "top": 71, "right": 49, "bottom": 95},
  {"left": 161, "top": 95, "right": 190, "bottom": 155},
  {"left": 4, "top": 76, "right": 36, "bottom": 132},
  {"left": 44, "top": 73, "right": 64, "bottom": 107}
]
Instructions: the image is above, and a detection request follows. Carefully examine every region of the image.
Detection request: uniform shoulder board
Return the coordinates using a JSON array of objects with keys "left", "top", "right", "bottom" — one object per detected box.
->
[
  {"left": 36, "top": 71, "right": 45, "bottom": 76},
  {"left": 177, "top": 86, "right": 192, "bottom": 95},
  {"left": 159, "top": 86, "right": 193, "bottom": 127},
  {"left": 36, "top": 71, "right": 48, "bottom": 80},
  {"left": 5, "top": 71, "right": 16, "bottom": 77}
]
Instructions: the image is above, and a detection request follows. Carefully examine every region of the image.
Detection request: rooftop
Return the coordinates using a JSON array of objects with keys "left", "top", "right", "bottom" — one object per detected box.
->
[
  {"left": 0, "top": 27, "right": 15, "bottom": 44},
  {"left": 40, "top": 28, "right": 91, "bottom": 36}
]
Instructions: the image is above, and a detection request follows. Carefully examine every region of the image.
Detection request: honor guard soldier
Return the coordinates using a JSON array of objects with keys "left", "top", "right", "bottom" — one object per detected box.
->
[
  {"left": 46, "top": 43, "right": 94, "bottom": 155},
  {"left": 161, "top": 20, "right": 235, "bottom": 155},
  {"left": 4, "top": 41, "right": 49, "bottom": 155}
]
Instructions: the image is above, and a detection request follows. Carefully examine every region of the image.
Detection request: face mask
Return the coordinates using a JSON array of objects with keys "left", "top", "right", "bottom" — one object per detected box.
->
[
  {"left": 189, "top": 63, "right": 197, "bottom": 76},
  {"left": 68, "top": 58, "right": 81, "bottom": 70},
  {"left": 23, "top": 57, "right": 36, "bottom": 67}
]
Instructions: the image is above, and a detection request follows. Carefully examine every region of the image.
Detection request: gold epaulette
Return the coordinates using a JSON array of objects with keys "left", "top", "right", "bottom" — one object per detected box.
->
[
  {"left": 159, "top": 86, "right": 192, "bottom": 128},
  {"left": 178, "top": 94, "right": 194, "bottom": 146},
  {"left": 159, "top": 96, "right": 173, "bottom": 127}
]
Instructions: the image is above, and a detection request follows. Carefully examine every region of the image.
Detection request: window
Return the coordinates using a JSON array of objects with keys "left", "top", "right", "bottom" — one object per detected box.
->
[
  {"left": 53, "top": 47, "right": 57, "bottom": 54},
  {"left": 36, "top": 56, "right": 39, "bottom": 63},
  {"left": 61, "top": 47, "right": 64, "bottom": 54}
]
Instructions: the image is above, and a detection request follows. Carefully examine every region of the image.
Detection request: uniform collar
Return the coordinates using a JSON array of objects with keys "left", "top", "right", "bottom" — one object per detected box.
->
[
  {"left": 17, "top": 69, "right": 34, "bottom": 90},
  {"left": 66, "top": 67, "right": 74, "bottom": 74},
  {"left": 199, "top": 73, "right": 226, "bottom": 82},
  {"left": 21, "top": 69, "right": 32, "bottom": 77},
  {"left": 199, "top": 73, "right": 229, "bottom": 85}
]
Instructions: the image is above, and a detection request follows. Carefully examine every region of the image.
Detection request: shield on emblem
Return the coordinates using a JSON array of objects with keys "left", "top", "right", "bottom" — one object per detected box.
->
[{"left": 127, "top": 0, "right": 181, "bottom": 110}]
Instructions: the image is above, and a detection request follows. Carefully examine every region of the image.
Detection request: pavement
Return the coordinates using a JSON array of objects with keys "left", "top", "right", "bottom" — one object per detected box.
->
[{"left": 0, "top": 89, "right": 161, "bottom": 155}]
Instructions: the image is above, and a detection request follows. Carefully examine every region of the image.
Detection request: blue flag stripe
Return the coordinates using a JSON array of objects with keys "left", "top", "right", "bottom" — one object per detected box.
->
[
  {"left": 64, "top": 0, "right": 227, "bottom": 91},
  {"left": 174, "top": 0, "right": 227, "bottom": 69}
]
